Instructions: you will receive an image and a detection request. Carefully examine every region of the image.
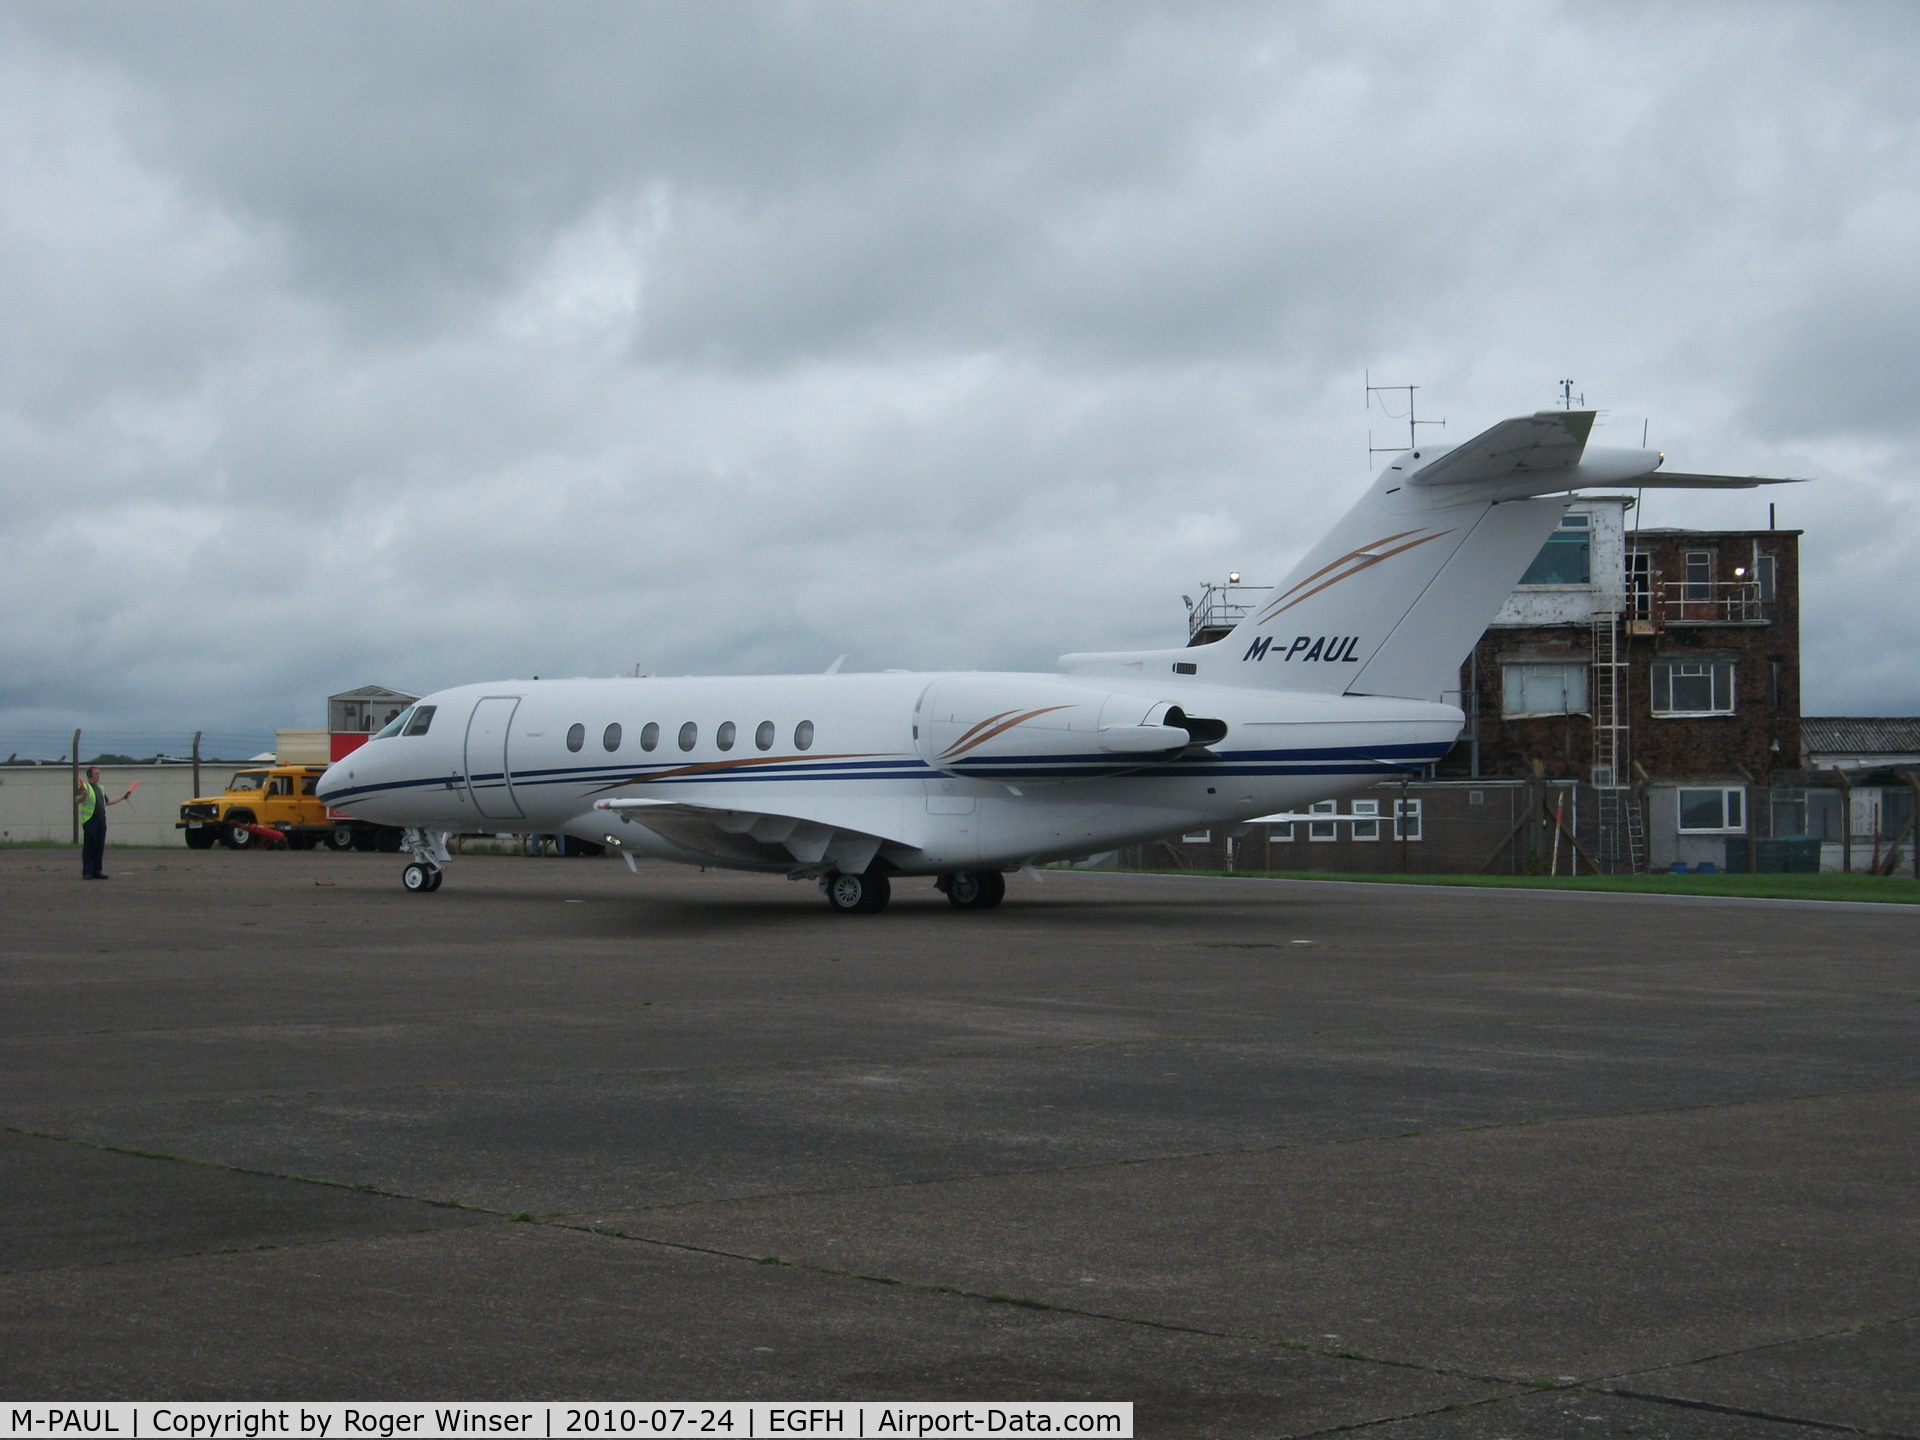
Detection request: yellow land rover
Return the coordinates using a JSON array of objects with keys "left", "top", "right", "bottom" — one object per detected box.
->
[{"left": 177, "top": 765, "right": 400, "bottom": 851}]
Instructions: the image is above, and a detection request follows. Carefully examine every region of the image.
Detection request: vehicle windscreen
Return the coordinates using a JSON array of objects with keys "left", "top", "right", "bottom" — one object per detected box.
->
[
  {"left": 372, "top": 705, "right": 415, "bottom": 740},
  {"left": 228, "top": 771, "right": 267, "bottom": 791}
]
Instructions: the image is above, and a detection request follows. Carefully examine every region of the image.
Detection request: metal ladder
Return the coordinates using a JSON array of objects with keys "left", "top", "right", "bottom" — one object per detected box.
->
[
  {"left": 1624, "top": 790, "right": 1647, "bottom": 874},
  {"left": 1589, "top": 609, "right": 1640, "bottom": 872}
]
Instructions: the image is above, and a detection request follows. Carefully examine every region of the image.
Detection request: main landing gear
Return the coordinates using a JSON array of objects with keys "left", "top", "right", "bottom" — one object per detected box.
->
[
  {"left": 823, "top": 870, "right": 890, "bottom": 914},
  {"left": 820, "top": 869, "right": 1008, "bottom": 914},
  {"left": 399, "top": 828, "right": 451, "bottom": 895},
  {"left": 938, "top": 870, "right": 1006, "bottom": 910}
]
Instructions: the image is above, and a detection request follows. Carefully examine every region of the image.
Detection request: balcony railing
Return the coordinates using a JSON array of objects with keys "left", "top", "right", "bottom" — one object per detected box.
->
[
  {"left": 1631, "top": 580, "right": 1767, "bottom": 626},
  {"left": 1186, "top": 582, "right": 1273, "bottom": 645}
]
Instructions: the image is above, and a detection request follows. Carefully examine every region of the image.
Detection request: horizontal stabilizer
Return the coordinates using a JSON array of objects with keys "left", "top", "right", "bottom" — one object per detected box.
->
[
  {"left": 1406, "top": 411, "right": 1593, "bottom": 487},
  {"left": 1630, "top": 472, "right": 1806, "bottom": 489}
]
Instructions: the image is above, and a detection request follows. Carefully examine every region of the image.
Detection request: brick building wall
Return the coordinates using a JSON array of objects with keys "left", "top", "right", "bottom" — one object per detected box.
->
[{"left": 1441, "top": 528, "right": 1801, "bottom": 783}]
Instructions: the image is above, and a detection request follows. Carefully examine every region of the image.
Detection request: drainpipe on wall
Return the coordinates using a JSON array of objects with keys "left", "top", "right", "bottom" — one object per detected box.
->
[
  {"left": 1735, "top": 763, "right": 1757, "bottom": 873},
  {"left": 1469, "top": 651, "right": 1480, "bottom": 779}
]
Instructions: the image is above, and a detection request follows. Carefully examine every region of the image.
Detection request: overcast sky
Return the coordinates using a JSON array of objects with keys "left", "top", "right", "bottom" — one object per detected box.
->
[{"left": 4, "top": 1, "right": 1917, "bottom": 755}]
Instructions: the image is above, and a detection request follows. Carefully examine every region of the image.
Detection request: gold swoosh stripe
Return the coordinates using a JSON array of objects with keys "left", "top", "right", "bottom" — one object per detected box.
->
[
  {"left": 939, "top": 705, "right": 1077, "bottom": 760},
  {"left": 1264, "top": 529, "right": 1427, "bottom": 609},
  {"left": 941, "top": 708, "right": 1022, "bottom": 754},
  {"left": 1254, "top": 530, "right": 1455, "bottom": 623}
]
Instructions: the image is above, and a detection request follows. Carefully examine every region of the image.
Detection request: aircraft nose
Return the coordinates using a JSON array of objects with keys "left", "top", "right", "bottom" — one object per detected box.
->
[{"left": 315, "top": 760, "right": 348, "bottom": 802}]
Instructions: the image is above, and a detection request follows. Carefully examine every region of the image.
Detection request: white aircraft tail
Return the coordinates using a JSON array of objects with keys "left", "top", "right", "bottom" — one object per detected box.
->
[{"left": 1061, "top": 410, "right": 1801, "bottom": 703}]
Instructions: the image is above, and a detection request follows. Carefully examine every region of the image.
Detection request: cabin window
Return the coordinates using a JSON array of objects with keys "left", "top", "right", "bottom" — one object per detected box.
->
[
  {"left": 566, "top": 723, "right": 585, "bottom": 753},
  {"left": 603, "top": 723, "right": 622, "bottom": 752},
  {"left": 1503, "top": 663, "right": 1588, "bottom": 717},
  {"left": 301, "top": 776, "right": 319, "bottom": 795},
  {"left": 1651, "top": 661, "right": 1734, "bottom": 716},
  {"left": 268, "top": 776, "right": 293, "bottom": 796},
  {"left": 229, "top": 771, "right": 267, "bottom": 791},
  {"left": 641, "top": 722, "right": 659, "bottom": 752},
  {"left": 717, "top": 721, "right": 736, "bottom": 752},
  {"left": 403, "top": 705, "right": 436, "bottom": 737},
  {"left": 1678, "top": 787, "right": 1746, "bottom": 833},
  {"left": 756, "top": 720, "right": 775, "bottom": 751},
  {"left": 678, "top": 722, "right": 698, "bottom": 752},
  {"left": 1519, "top": 515, "right": 1591, "bottom": 586},
  {"left": 795, "top": 720, "right": 815, "bottom": 751}
]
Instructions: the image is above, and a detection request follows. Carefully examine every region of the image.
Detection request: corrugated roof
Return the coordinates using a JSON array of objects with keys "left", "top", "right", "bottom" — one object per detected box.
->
[{"left": 1801, "top": 717, "right": 1920, "bottom": 755}]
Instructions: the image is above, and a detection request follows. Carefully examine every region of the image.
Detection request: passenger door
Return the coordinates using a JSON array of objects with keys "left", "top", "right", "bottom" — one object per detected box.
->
[{"left": 464, "top": 697, "right": 526, "bottom": 819}]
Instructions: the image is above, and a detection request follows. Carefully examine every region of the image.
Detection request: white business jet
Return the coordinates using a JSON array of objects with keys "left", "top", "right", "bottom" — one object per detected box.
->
[{"left": 316, "top": 410, "right": 1794, "bottom": 911}]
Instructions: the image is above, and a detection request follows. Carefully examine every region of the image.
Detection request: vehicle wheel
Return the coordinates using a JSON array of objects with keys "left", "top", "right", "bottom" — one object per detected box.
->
[
  {"left": 946, "top": 870, "right": 1005, "bottom": 910},
  {"left": 184, "top": 828, "right": 217, "bottom": 850},
  {"left": 826, "top": 870, "right": 890, "bottom": 914},
  {"left": 223, "top": 813, "right": 254, "bottom": 849},
  {"left": 326, "top": 825, "right": 356, "bottom": 851},
  {"left": 425, "top": 867, "right": 444, "bottom": 892},
  {"left": 402, "top": 862, "right": 433, "bottom": 893}
]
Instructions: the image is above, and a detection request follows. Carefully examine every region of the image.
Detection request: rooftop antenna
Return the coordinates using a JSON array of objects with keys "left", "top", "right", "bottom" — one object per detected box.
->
[
  {"left": 1558, "top": 378, "right": 1586, "bottom": 410},
  {"left": 1365, "top": 370, "right": 1445, "bottom": 468}
]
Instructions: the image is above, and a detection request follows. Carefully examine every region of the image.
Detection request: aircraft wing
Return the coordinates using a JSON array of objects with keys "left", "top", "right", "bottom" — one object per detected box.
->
[
  {"left": 592, "top": 796, "right": 913, "bottom": 877},
  {"left": 1407, "top": 410, "right": 1594, "bottom": 487}
]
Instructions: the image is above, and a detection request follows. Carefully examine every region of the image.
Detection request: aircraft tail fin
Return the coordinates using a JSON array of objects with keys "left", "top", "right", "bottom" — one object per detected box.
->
[{"left": 1061, "top": 410, "right": 1802, "bottom": 704}]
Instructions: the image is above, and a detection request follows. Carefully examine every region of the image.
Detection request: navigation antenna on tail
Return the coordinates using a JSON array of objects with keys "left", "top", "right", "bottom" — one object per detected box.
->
[{"left": 1365, "top": 371, "right": 1446, "bottom": 469}]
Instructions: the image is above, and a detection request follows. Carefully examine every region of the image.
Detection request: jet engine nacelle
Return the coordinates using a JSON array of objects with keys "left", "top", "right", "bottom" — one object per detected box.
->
[{"left": 914, "top": 675, "right": 1224, "bottom": 781}]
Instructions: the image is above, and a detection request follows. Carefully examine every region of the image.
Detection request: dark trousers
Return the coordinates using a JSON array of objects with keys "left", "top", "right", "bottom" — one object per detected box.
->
[{"left": 82, "top": 818, "right": 106, "bottom": 877}]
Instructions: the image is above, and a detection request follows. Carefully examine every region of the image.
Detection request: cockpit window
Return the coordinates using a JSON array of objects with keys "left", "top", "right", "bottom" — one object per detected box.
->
[
  {"left": 373, "top": 706, "right": 415, "bottom": 740},
  {"left": 403, "top": 705, "right": 436, "bottom": 737},
  {"left": 228, "top": 771, "right": 267, "bottom": 791}
]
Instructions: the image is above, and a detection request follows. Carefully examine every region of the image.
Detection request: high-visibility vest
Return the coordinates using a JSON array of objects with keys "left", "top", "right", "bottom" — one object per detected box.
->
[{"left": 78, "top": 781, "right": 102, "bottom": 824}]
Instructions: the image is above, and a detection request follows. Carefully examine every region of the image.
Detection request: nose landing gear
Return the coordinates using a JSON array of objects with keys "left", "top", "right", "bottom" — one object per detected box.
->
[{"left": 399, "top": 829, "right": 452, "bottom": 894}]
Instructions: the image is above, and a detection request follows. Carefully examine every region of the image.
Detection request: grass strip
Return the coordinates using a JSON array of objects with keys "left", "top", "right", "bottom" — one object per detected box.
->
[{"left": 1153, "top": 869, "right": 1920, "bottom": 904}]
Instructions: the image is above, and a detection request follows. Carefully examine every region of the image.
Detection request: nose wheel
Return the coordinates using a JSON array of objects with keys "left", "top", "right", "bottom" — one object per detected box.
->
[
  {"left": 400, "top": 829, "right": 452, "bottom": 893},
  {"left": 402, "top": 861, "right": 444, "bottom": 893}
]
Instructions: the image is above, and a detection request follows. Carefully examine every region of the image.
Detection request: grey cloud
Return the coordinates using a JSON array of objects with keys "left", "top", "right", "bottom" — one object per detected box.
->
[{"left": 4, "top": 1, "right": 1920, "bottom": 753}]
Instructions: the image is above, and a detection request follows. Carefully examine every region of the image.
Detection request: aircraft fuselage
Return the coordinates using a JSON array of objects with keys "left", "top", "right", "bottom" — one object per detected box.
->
[{"left": 318, "top": 672, "right": 1460, "bottom": 873}]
